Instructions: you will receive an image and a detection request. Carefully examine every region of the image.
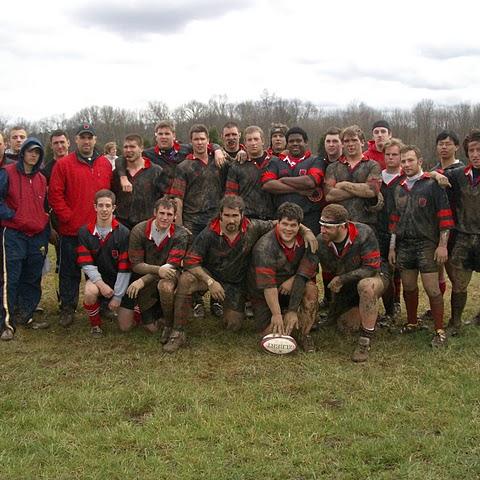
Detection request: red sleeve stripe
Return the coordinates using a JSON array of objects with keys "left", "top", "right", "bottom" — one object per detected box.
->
[
  {"left": 255, "top": 267, "right": 276, "bottom": 276},
  {"left": 77, "top": 245, "right": 91, "bottom": 253},
  {"left": 365, "top": 261, "right": 381, "bottom": 269},
  {"left": 307, "top": 168, "right": 324, "bottom": 186},
  {"left": 297, "top": 259, "right": 318, "bottom": 279},
  {"left": 118, "top": 252, "right": 129, "bottom": 260},
  {"left": 439, "top": 219, "right": 455, "bottom": 229},
  {"left": 184, "top": 253, "right": 202, "bottom": 267},
  {"left": 255, "top": 266, "right": 277, "bottom": 288},
  {"left": 361, "top": 251, "right": 381, "bottom": 260},
  {"left": 437, "top": 209, "right": 453, "bottom": 217},
  {"left": 261, "top": 171, "right": 278, "bottom": 183},
  {"left": 225, "top": 180, "right": 239, "bottom": 195}
]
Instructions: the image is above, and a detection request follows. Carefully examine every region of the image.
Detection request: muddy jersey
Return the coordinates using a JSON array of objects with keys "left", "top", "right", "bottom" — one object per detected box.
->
[
  {"left": 129, "top": 219, "right": 190, "bottom": 269},
  {"left": 168, "top": 153, "right": 227, "bottom": 227},
  {"left": 112, "top": 158, "right": 168, "bottom": 229},
  {"left": 250, "top": 227, "right": 308, "bottom": 292},
  {"left": 442, "top": 165, "right": 480, "bottom": 234},
  {"left": 183, "top": 217, "right": 274, "bottom": 285},
  {"left": 296, "top": 222, "right": 381, "bottom": 286},
  {"left": 261, "top": 151, "right": 324, "bottom": 214},
  {"left": 77, "top": 219, "right": 130, "bottom": 288},
  {"left": 389, "top": 174, "right": 454, "bottom": 243},
  {"left": 226, "top": 152, "right": 275, "bottom": 220},
  {"left": 378, "top": 171, "right": 404, "bottom": 235},
  {"left": 325, "top": 157, "right": 381, "bottom": 225}
]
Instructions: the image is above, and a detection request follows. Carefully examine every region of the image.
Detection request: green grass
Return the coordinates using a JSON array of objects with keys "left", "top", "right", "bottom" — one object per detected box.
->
[{"left": 1, "top": 267, "right": 480, "bottom": 479}]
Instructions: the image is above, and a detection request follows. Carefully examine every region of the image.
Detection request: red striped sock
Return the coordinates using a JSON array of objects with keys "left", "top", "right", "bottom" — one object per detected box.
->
[{"left": 84, "top": 301, "right": 101, "bottom": 327}]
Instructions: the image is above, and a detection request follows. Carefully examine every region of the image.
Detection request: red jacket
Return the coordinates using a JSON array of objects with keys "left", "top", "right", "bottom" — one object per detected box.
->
[
  {"left": 363, "top": 140, "right": 386, "bottom": 170},
  {"left": 48, "top": 152, "right": 112, "bottom": 236}
]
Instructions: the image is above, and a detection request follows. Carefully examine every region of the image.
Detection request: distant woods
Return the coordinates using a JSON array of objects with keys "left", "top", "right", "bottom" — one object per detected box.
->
[{"left": 3, "top": 93, "right": 480, "bottom": 168}]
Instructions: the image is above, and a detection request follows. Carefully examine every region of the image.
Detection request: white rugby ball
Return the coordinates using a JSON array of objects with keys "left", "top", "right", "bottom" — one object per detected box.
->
[{"left": 260, "top": 334, "right": 297, "bottom": 355}]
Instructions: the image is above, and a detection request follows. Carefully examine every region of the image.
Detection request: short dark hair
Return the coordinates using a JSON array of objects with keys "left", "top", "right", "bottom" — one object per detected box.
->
[
  {"left": 124, "top": 134, "right": 144, "bottom": 148},
  {"left": 222, "top": 121, "right": 240, "bottom": 133},
  {"left": 436, "top": 130, "right": 459, "bottom": 146},
  {"left": 324, "top": 127, "right": 341, "bottom": 136},
  {"left": 340, "top": 125, "right": 365, "bottom": 143},
  {"left": 276, "top": 202, "right": 304, "bottom": 223},
  {"left": 49, "top": 129, "right": 68, "bottom": 142},
  {"left": 95, "top": 189, "right": 116, "bottom": 204},
  {"left": 463, "top": 129, "right": 480, "bottom": 158},
  {"left": 286, "top": 127, "right": 308, "bottom": 142},
  {"left": 189, "top": 124, "right": 209, "bottom": 139},
  {"left": 400, "top": 144, "right": 422, "bottom": 159},
  {"left": 321, "top": 204, "right": 349, "bottom": 223},
  {"left": 155, "top": 120, "right": 175, "bottom": 133},
  {"left": 154, "top": 196, "right": 177, "bottom": 213},
  {"left": 219, "top": 195, "right": 245, "bottom": 214}
]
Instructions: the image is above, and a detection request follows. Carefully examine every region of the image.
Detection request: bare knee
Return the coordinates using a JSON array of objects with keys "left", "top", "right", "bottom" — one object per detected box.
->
[
  {"left": 158, "top": 279, "right": 176, "bottom": 296},
  {"left": 84, "top": 281, "right": 100, "bottom": 304},
  {"left": 357, "top": 278, "right": 375, "bottom": 300},
  {"left": 177, "top": 271, "right": 197, "bottom": 294}
]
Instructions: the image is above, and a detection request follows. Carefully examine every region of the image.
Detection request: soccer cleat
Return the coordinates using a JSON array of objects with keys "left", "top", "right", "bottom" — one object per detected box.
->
[
  {"left": 431, "top": 329, "right": 447, "bottom": 348},
  {"left": 352, "top": 336, "right": 370, "bottom": 362},
  {"left": 159, "top": 326, "right": 172, "bottom": 345},
  {"left": 1, "top": 329, "right": 14, "bottom": 341},
  {"left": 193, "top": 302, "right": 205, "bottom": 319},
  {"left": 211, "top": 302, "right": 224, "bottom": 318},
  {"left": 399, "top": 322, "right": 421, "bottom": 334},
  {"left": 59, "top": 308, "right": 75, "bottom": 327},
  {"left": 25, "top": 318, "right": 50, "bottom": 330},
  {"left": 90, "top": 325, "right": 104, "bottom": 337},
  {"left": 163, "top": 330, "right": 186, "bottom": 353}
]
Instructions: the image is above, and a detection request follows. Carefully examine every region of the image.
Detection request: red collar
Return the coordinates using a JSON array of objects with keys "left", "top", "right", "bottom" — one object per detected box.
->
[
  {"left": 87, "top": 218, "right": 119, "bottom": 235},
  {"left": 284, "top": 150, "right": 312, "bottom": 168},
  {"left": 274, "top": 225, "right": 304, "bottom": 261},
  {"left": 154, "top": 141, "right": 181, "bottom": 155},
  {"left": 250, "top": 152, "right": 271, "bottom": 169},
  {"left": 327, "top": 222, "right": 358, "bottom": 257},
  {"left": 145, "top": 218, "right": 175, "bottom": 241},
  {"left": 209, "top": 216, "right": 250, "bottom": 247},
  {"left": 399, "top": 172, "right": 430, "bottom": 187}
]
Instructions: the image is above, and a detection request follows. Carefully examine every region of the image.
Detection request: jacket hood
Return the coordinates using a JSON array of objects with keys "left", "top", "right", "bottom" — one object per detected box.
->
[{"left": 18, "top": 137, "right": 44, "bottom": 174}]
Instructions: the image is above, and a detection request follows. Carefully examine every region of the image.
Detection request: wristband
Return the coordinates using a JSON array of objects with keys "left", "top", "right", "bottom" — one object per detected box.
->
[{"left": 207, "top": 278, "right": 214, "bottom": 287}]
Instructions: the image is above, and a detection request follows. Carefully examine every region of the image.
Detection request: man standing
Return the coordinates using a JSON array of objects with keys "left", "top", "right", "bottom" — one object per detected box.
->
[
  {"left": 324, "top": 125, "right": 382, "bottom": 230},
  {"left": 48, "top": 124, "right": 113, "bottom": 327},
  {"left": 4, "top": 126, "right": 27, "bottom": 163},
  {"left": 287, "top": 204, "right": 387, "bottom": 362},
  {"left": 388, "top": 145, "right": 453, "bottom": 347},
  {"left": 0, "top": 138, "right": 50, "bottom": 340},
  {"left": 262, "top": 127, "right": 324, "bottom": 234},
  {"left": 221, "top": 121, "right": 244, "bottom": 161},
  {"left": 126, "top": 197, "right": 190, "bottom": 340},
  {"left": 323, "top": 127, "right": 343, "bottom": 168},
  {"left": 226, "top": 125, "right": 275, "bottom": 220},
  {"left": 112, "top": 134, "right": 167, "bottom": 229},
  {"left": 249, "top": 203, "right": 318, "bottom": 352},
  {"left": 0, "top": 132, "right": 12, "bottom": 167},
  {"left": 162, "top": 195, "right": 316, "bottom": 353},
  {"left": 42, "top": 130, "right": 71, "bottom": 183},
  {"left": 267, "top": 123, "right": 288, "bottom": 158},
  {"left": 77, "top": 190, "right": 133, "bottom": 336},
  {"left": 363, "top": 120, "right": 392, "bottom": 170}
]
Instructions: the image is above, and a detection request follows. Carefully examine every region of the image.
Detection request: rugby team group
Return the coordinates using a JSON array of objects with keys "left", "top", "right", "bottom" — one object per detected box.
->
[{"left": 1, "top": 119, "right": 479, "bottom": 361}]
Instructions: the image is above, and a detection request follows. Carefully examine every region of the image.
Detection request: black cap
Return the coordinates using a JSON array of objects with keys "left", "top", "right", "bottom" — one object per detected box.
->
[
  {"left": 76, "top": 124, "right": 96, "bottom": 136},
  {"left": 372, "top": 120, "right": 391, "bottom": 131}
]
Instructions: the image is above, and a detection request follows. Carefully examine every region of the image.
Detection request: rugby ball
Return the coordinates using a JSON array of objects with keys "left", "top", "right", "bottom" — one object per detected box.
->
[{"left": 260, "top": 334, "right": 297, "bottom": 355}]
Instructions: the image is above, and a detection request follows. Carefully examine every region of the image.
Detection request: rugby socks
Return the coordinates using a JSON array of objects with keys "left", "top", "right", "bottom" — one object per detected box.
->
[
  {"left": 173, "top": 292, "right": 192, "bottom": 329},
  {"left": 428, "top": 294, "right": 444, "bottom": 330},
  {"left": 450, "top": 292, "right": 468, "bottom": 326},
  {"left": 439, "top": 280, "right": 447, "bottom": 296},
  {"left": 393, "top": 270, "right": 401, "bottom": 304},
  {"left": 360, "top": 326, "right": 375, "bottom": 339},
  {"left": 133, "top": 305, "right": 141, "bottom": 325},
  {"left": 403, "top": 288, "right": 419, "bottom": 324},
  {"left": 83, "top": 301, "right": 101, "bottom": 327}
]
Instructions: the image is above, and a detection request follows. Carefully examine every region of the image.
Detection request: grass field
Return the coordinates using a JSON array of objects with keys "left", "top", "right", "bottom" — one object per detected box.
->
[{"left": 1, "top": 266, "right": 480, "bottom": 480}]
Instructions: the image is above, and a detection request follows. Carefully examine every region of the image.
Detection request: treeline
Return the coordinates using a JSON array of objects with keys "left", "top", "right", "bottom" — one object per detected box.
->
[{"left": 3, "top": 92, "right": 480, "bottom": 168}]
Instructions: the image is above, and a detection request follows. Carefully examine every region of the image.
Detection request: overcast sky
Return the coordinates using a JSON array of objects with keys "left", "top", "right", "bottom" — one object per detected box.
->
[{"left": 2, "top": 0, "right": 480, "bottom": 122}]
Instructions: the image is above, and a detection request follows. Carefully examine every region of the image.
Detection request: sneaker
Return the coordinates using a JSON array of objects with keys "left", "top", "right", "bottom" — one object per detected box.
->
[
  {"left": 159, "top": 326, "right": 172, "bottom": 345},
  {"left": 377, "top": 314, "right": 394, "bottom": 329},
  {"left": 399, "top": 322, "right": 421, "bottom": 334},
  {"left": 90, "top": 325, "right": 103, "bottom": 337},
  {"left": 211, "top": 302, "right": 223, "bottom": 318},
  {"left": 25, "top": 317, "right": 50, "bottom": 329},
  {"left": 163, "top": 329, "right": 186, "bottom": 353},
  {"left": 193, "top": 302, "right": 205, "bottom": 319},
  {"left": 244, "top": 302, "right": 254, "bottom": 319},
  {"left": 351, "top": 336, "right": 370, "bottom": 362},
  {"left": 59, "top": 308, "right": 75, "bottom": 327},
  {"left": 1, "top": 329, "right": 14, "bottom": 341},
  {"left": 299, "top": 334, "right": 316, "bottom": 353},
  {"left": 431, "top": 329, "right": 447, "bottom": 348}
]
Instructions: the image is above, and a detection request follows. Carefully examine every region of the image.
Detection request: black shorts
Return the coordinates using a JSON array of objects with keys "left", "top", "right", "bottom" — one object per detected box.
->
[
  {"left": 396, "top": 238, "right": 438, "bottom": 273},
  {"left": 450, "top": 232, "right": 480, "bottom": 272}
]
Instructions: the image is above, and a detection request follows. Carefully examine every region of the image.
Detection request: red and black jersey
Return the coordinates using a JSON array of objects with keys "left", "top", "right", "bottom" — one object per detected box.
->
[
  {"left": 378, "top": 170, "right": 405, "bottom": 235},
  {"left": 441, "top": 165, "right": 480, "bottom": 234},
  {"left": 389, "top": 174, "right": 454, "bottom": 243},
  {"left": 183, "top": 217, "right": 274, "bottom": 285},
  {"left": 250, "top": 226, "right": 308, "bottom": 292},
  {"left": 112, "top": 158, "right": 168, "bottom": 229},
  {"left": 226, "top": 152, "right": 275, "bottom": 220},
  {"left": 297, "top": 222, "right": 381, "bottom": 286},
  {"left": 325, "top": 157, "right": 382, "bottom": 226},
  {"left": 76, "top": 219, "right": 130, "bottom": 288},
  {"left": 168, "top": 153, "right": 227, "bottom": 227},
  {"left": 129, "top": 219, "right": 190, "bottom": 269},
  {"left": 261, "top": 151, "right": 324, "bottom": 214}
]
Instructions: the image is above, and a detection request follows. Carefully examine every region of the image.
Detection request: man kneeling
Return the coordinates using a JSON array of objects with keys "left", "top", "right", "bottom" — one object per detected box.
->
[
  {"left": 77, "top": 190, "right": 133, "bottom": 336},
  {"left": 249, "top": 202, "right": 318, "bottom": 352},
  {"left": 287, "top": 204, "right": 387, "bottom": 362}
]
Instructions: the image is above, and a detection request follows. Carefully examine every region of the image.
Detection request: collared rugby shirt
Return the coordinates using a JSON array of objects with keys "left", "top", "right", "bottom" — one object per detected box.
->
[
  {"left": 378, "top": 170, "right": 405, "bottom": 235},
  {"left": 77, "top": 219, "right": 130, "bottom": 287},
  {"left": 389, "top": 173, "right": 454, "bottom": 243},
  {"left": 183, "top": 217, "right": 274, "bottom": 285},
  {"left": 325, "top": 157, "right": 382, "bottom": 225},
  {"left": 226, "top": 152, "right": 275, "bottom": 220}
]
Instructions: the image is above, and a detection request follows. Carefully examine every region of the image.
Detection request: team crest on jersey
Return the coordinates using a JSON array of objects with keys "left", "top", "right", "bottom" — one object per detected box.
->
[
  {"left": 418, "top": 197, "right": 427, "bottom": 207},
  {"left": 299, "top": 169, "right": 307, "bottom": 175},
  {"left": 111, "top": 249, "right": 119, "bottom": 259}
]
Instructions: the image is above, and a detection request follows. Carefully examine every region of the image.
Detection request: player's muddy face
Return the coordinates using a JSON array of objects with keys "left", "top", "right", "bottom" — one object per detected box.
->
[
  {"left": 325, "top": 134, "right": 342, "bottom": 158},
  {"left": 245, "top": 133, "right": 264, "bottom": 158},
  {"left": 342, "top": 135, "right": 363, "bottom": 157},
  {"left": 468, "top": 141, "right": 480, "bottom": 169},
  {"left": 155, "top": 206, "right": 175, "bottom": 230},
  {"left": 222, "top": 127, "right": 240, "bottom": 152},
  {"left": 123, "top": 140, "right": 142, "bottom": 162},
  {"left": 287, "top": 134, "right": 306, "bottom": 158},
  {"left": 278, "top": 218, "right": 300, "bottom": 244},
  {"left": 400, "top": 150, "right": 422, "bottom": 177},
  {"left": 155, "top": 128, "right": 175, "bottom": 149},
  {"left": 220, "top": 207, "right": 242, "bottom": 234}
]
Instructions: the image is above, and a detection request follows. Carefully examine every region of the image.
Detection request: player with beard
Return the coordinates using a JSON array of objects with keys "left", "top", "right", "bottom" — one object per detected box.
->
[
  {"left": 162, "top": 195, "right": 317, "bottom": 353},
  {"left": 286, "top": 204, "right": 387, "bottom": 362},
  {"left": 388, "top": 145, "right": 453, "bottom": 347},
  {"left": 221, "top": 121, "right": 245, "bottom": 162},
  {"left": 249, "top": 202, "right": 318, "bottom": 352},
  {"left": 262, "top": 127, "right": 324, "bottom": 234},
  {"left": 363, "top": 120, "right": 393, "bottom": 170}
]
